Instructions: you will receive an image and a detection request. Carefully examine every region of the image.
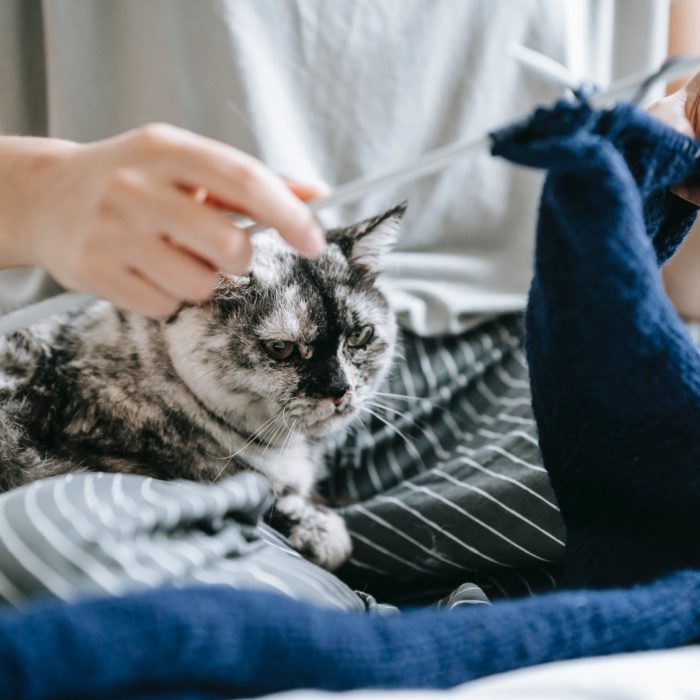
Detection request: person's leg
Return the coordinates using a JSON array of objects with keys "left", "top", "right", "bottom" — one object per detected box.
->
[{"left": 493, "top": 100, "right": 700, "bottom": 588}]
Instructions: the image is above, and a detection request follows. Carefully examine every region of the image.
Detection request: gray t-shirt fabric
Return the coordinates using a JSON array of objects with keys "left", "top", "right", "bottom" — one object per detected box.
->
[{"left": 0, "top": 0, "right": 669, "bottom": 332}]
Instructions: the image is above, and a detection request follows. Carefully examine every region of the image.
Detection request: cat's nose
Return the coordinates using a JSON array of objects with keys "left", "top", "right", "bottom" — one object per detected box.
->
[{"left": 329, "top": 383, "right": 350, "bottom": 406}]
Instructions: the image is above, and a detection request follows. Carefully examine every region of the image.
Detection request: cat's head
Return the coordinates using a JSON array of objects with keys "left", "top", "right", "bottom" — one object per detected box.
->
[{"left": 164, "top": 204, "right": 404, "bottom": 439}]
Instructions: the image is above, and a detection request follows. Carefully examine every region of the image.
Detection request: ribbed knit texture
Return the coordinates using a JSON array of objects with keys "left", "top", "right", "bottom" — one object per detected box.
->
[
  {"left": 0, "top": 573, "right": 699, "bottom": 699},
  {"left": 1, "top": 100, "right": 700, "bottom": 698},
  {"left": 491, "top": 100, "right": 700, "bottom": 588}
]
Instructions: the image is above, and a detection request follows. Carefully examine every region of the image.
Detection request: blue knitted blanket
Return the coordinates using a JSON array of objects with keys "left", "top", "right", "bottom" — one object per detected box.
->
[{"left": 2, "top": 100, "right": 700, "bottom": 699}]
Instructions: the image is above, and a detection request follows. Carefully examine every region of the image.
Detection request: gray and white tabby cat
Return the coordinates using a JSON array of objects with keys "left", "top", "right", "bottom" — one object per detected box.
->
[{"left": 0, "top": 204, "right": 405, "bottom": 570}]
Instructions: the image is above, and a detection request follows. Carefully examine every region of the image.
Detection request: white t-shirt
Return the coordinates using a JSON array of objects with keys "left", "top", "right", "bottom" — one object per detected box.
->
[{"left": 0, "top": 0, "right": 669, "bottom": 335}]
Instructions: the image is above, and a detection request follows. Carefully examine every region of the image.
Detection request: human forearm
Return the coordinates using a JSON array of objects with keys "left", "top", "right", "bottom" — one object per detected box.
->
[
  {"left": 663, "top": 222, "right": 700, "bottom": 319},
  {"left": 0, "top": 136, "right": 77, "bottom": 268},
  {"left": 653, "top": 0, "right": 700, "bottom": 318}
]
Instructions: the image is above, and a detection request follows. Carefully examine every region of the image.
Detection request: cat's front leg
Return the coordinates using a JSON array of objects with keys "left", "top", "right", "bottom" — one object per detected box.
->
[{"left": 270, "top": 493, "right": 352, "bottom": 571}]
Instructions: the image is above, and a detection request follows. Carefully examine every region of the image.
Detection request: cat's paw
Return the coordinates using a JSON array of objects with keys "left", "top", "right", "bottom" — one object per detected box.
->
[{"left": 287, "top": 503, "right": 352, "bottom": 571}]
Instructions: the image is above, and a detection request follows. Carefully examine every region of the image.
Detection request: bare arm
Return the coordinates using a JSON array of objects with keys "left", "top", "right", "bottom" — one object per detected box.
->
[
  {"left": 651, "top": 0, "right": 700, "bottom": 319},
  {"left": 0, "top": 128, "right": 326, "bottom": 317}
]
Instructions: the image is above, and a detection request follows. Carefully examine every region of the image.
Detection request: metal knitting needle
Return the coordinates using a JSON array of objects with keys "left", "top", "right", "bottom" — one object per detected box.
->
[
  {"left": 507, "top": 45, "right": 700, "bottom": 108},
  {"left": 1, "top": 51, "right": 699, "bottom": 334},
  {"left": 238, "top": 52, "right": 700, "bottom": 236}
]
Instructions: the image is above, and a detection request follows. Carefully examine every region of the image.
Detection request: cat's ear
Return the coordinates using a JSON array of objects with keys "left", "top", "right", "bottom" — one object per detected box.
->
[{"left": 328, "top": 202, "right": 406, "bottom": 272}]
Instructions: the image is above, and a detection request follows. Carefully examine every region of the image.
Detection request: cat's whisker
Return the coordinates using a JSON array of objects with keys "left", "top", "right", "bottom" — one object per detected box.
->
[
  {"left": 367, "top": 399, "right": 435, "bottom": 423},
  {"left": 360, "top": 406, "right": 427, "bottom": 471},
  {"left": 272, "top": 418, "right": 298, "bottom": 495},
  {"left": 366, "top": 400, "right": 451, "bottom": 457},
  {"left": 366, "top": 400, "right": 415, "bottom": 421},
  {"left": 211, "top": 412, "right": 285, "bottom": 481},
  {"left": 260, "top": 415, "right": 289, "bottom": 459},
  {"left": 214, "top": 413, "right": 279, "bottom": 462},
  {"left": 372, "top": 390, "right": 463, "bottom": 420},
  {"left": 374, "top": 391, "right": 430, "bottom": 403},
  {"left": 280, "top": 405, "right": 293, "bottom": 431},
  {"left": 361, "top": 404, "right": 411, "bottom": 442},
  {"left": 270, "top": 406, "right": 294, "bottom": 493}
]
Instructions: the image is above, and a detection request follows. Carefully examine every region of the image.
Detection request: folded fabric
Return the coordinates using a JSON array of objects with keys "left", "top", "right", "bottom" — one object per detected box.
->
[
  {"left": 0, "top": 572, "right": 699, "bottom": 700},
  {"left": 2, "top": 98, "right": 700, "bottom": 699},
  {"left": 0, "top": 471, "right": 367, "bottom": 612}
]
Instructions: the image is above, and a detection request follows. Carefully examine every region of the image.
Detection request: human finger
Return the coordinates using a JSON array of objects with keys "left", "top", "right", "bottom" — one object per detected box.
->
[
  {"left": 671, "top": 181, "right": 700, "bottom": 206},
  {"left": 648, "top": 87, "right": 699, "bottom": 205},
  {"left": 118, "top": 181, "right": 254, "bottom": 275},
  {"left": 96, "top": 267, "right": 182, "bottom": 318},
  {"left": 125, "top": 235, "right": 219, "bottom": 303},
  {"left": 201, "top": 178, "right": 331, "bottom": 211},
  {"left": 284, "top": 179, "right": 332, "bottom": 202},
  {"left": 647, "top": 92, "right": 695, "bottom": 138},
  {"left": 126, "top": 125, "right": 326, "bottom": 256}
]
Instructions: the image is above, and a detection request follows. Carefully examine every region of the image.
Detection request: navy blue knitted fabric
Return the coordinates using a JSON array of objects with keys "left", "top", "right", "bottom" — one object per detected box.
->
[
  {"left": 1, "top": 100, "right": 700, "bottom": 699},
  {"left": 491, "top": 100, "right": 700, "bottom": 588},
  {"left": 0, "top": 573, "right": 699, "bottom": 699}
]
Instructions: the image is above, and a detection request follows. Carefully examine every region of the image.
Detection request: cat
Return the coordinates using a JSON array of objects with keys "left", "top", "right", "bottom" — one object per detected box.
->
[{"left": 0, "top": 204, "right": 404, "bottom": 570}]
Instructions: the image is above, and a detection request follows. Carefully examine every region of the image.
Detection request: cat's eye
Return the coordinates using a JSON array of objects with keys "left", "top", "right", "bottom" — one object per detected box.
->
[
  {"left": 264, "top": 339, "right": 295, "bottom": 361},
  {"left": 347, "top": 325, "right": 374, "bottom": 348}
]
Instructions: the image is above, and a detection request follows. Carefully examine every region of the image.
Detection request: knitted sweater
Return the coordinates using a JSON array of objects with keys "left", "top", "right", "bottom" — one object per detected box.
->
[{"left": 1, "top": 99, "right": 700, "bottom": 699}]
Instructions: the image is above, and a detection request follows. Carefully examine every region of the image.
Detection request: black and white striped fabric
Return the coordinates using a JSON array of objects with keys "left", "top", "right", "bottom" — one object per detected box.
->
[
  {"left": 0, "top": 468, "right": 488, "bottom": 612},
  {"left": 6, "top": 314, "right": 695, "bottom": 610},
  {"left": 0, "top": 471, "right": 363, "bottom": 611},
  {"left": 323, "top": 313, "right": 565, "bottom": 604},
  {"left": 0, "top": 313, "right": 562, "bottom": 611}
]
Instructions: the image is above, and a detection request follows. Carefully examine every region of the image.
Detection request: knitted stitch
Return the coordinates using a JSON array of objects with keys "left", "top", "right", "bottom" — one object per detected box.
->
[
  {"left": 1, "top": 100, "right": 700, "bottom": 698},
  {"left": 491, "top": 100, "right": 700, "bottom": 588},
  {"left": 0, "top": 573, "right": 699, "bottom": 699}
]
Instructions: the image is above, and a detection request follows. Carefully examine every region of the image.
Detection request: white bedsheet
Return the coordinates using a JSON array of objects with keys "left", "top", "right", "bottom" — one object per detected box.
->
[{"left": 268, "top": 647, "right": 700, "bottom": 699}]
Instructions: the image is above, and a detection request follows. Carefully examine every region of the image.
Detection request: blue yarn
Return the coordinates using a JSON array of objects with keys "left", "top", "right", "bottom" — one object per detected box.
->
[
  {"left": 0, "top": 574, "right": 699, "bottom": 699},
  {"left": 491, "top": 100, "right": 700, "bottom": 588},
  {"left": 1, "top": 100, "right": 700, "bottom": 699}
]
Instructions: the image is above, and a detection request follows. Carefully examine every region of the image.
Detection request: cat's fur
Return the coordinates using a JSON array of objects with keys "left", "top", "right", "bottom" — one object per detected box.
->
[{"left": 0, "top": 204, "right": 405, "bottom": 570}]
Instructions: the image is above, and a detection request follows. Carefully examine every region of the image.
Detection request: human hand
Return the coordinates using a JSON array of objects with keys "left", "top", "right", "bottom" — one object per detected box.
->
[
  {"left": 0, "top": 125, "right": 327, "bottom": 317},
  {"left": 647, "top": 72, "right": 700, "bottom": 204}
]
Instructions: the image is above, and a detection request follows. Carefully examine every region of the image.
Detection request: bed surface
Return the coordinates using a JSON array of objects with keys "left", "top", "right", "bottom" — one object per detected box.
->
[{"left": 268, "top": 647, "right": 700, "bottom": 699}]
